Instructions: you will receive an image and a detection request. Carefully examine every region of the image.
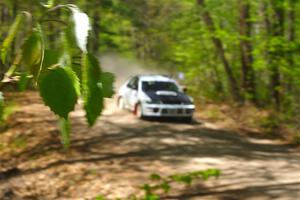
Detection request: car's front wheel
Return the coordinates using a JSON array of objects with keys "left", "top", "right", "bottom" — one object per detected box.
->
[{"left": 135, "top": 103, "right": 144, "bottom": 119}]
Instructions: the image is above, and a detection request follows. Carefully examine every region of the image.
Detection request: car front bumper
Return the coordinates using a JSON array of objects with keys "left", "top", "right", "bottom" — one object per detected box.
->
[{"left": 141, "top": 103, "right": 195, "bottom": 117}]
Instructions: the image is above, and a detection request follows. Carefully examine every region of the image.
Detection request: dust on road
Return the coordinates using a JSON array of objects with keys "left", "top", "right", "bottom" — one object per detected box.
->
[{"left": 1, "top": 91, "right": 300, "bottom": 200}]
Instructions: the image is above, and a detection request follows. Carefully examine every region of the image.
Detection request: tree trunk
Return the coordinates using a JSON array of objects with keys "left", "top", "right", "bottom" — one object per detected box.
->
[
  {"left": 92, "top": 9, "right": 101, "bottom": 53},
  {"left": 286, "top": 0, "right": 295, "bottom": 92},
  {"left": 239, "top": 0, "right": 256, "bottom": 103},
  {"left": 197, "top": 0, "right": 242, "bottom": 103},
  {"left": 12, "top": 0, "right": 18, "bottom": 18},
  {"left": 266, "top": 0, "right": 285, "bottom": 111},
  {"left": 287, "top": 0, "right": 295, "bottom": 46}
]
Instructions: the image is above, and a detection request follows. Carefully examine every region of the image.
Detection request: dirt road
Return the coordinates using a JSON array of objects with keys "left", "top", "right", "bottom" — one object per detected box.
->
[{"left": 1, "top": 92, "right": 300, "bottom": 200}]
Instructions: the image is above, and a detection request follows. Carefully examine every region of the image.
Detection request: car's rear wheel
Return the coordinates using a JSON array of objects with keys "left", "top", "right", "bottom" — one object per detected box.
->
[
  {"left": 117, "top": 96, "right": 125, "bottom": 110},
  {"left": 135, "top": 103, "right": 144, "bottom": 119}
]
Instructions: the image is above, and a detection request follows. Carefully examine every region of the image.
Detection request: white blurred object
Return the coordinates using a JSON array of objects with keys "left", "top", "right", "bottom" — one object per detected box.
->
[
  {"left": 178, "top": 72, "right": 185, "bottom": 80},
  {"left": 68, "top": 5, "right": 91, "bottom": 52}
]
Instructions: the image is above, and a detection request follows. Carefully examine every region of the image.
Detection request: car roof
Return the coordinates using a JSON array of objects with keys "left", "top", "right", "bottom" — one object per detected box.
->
[{"left": 137, "top": 75, "right": 175, "bottom": 82}]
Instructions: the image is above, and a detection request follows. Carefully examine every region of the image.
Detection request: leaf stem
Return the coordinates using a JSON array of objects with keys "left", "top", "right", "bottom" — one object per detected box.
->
[
  {"left": 40, "top": 19, "right": 68, "bottom": 26},
  {"left": 39, "top": 5, "right": 69, "bottom": 22}
]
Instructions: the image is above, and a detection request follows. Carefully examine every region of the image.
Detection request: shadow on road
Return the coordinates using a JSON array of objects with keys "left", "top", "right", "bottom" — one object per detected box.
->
[
  {"left": 142, "top": 116, "right": 202, "bottom": 125},
  {"left": 1, "top": 97, "right": 300, "bottom": 199},
  {"left": 1, "top": 115, "right": 295, "bottom": 179}
]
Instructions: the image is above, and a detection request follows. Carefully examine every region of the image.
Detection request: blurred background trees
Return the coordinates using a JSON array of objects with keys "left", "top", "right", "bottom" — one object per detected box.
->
[{"left": 1, "top": 0, "right": 300, "bottom": 117}]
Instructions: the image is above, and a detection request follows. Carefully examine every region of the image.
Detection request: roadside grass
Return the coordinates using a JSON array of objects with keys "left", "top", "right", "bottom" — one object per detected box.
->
[
  {"left": 10, "top": 136, "right": 28, "bottom": 149},
  {"left": 292, "top": 132, "right": 300, "bottom": 145},
  {"left": 0, "top": 141, "right": 5, "bottom": 151},
  {"left": 0, "top": 102, "right": 18, "bottom": 128},
  {"left": 95, "top": 169, "right": 221, "bottom": 200},
  {"left": 0, "top": 136, "right": 28, "bottom": 154},
  {"left": 195, "top": 101, "right": 300, "bottom": 145}
]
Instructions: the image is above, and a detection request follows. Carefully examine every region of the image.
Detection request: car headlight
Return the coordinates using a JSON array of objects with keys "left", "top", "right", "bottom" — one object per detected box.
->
[{"left": 188, "top": 96, "right": 194, "bottom": 103}]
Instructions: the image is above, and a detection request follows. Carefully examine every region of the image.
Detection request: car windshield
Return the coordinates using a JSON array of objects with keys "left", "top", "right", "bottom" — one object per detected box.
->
[{"left": 142, "top": 81, "right": 179, "bottom": 92}]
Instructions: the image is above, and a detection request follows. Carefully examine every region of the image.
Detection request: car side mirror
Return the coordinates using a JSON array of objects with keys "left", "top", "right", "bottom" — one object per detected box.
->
[{"left": 183, "top": 87, "right": 188, "bottom": 93}]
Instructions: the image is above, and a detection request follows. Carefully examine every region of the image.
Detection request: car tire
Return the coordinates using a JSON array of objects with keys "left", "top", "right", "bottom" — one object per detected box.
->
[
  {"left": 117, "top": 96, "right": 125, "bottom": 110},
  {"left": 135, "top": 103, "right": 144, "bottom": 119}
]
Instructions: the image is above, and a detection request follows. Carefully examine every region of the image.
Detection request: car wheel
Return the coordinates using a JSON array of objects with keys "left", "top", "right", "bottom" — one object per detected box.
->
[
  {"left": 135, "top": 103, "right": 144, "bottom": 119},
  {"left": 117, "top": 96, "right": 125, "bottom": 110}
]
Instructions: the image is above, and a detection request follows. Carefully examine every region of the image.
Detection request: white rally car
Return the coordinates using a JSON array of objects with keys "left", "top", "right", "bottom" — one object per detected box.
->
[{"left": 117, "top": 75, "right": 195, "bottom": 121}]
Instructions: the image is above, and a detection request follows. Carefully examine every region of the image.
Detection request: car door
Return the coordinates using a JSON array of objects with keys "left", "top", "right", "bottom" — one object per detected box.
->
[
  {"left": 122, "top": 77, "right": 138, "bottom": 110},
  {"left": 127, "top": 77, "right": 139, "bottom": 110}
]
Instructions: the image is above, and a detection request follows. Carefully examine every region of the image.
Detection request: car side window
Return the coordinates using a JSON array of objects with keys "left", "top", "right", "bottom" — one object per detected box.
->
[{"left": 127, "top": 77, "right": 139, "bottom": 90}]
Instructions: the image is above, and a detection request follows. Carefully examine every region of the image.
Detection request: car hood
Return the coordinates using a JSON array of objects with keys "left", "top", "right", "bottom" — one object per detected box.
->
[{"left": 144, "top": 90, "right": 192, "bottom": 104}]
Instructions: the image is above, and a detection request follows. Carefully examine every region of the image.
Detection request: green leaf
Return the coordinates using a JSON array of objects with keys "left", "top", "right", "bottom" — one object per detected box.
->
[
  {"left": 95, "top": 196, "right": 106, "bottom": 200},
  {"left": 160, "top": 181, "right": 170, "bottom": 193},
  {"left": 59, "top": 31, "right": 74, "bottom": 67},
  {"left": 59, "top": 117, "right": 70, "bottom": 149},
  {"left": 18, "top": 72, "right": 30, "bottom": 92},
  {"left": 192, "top": 169, "right": 221, "bottom": 181},
  {"left": 82, "top": 53, "right": 103, "bottom": 126},
  {"left": 22, "top": 28, "right": 44, "bottom": 81},
  {"left": 100, "top": 72, "right": 115, "bottom": 98},
  {"left": 180, "top": 175, "right": 192, "bottom": 185},
  {"left": 39, "top": 67, "right": 80, "bottom": 119},
  {"left": 202, "top": 169, "right": 221, "bottom": 180},
  {"left": 41, "top": 0, "right": 55, "bottom": 8},
  {"left": 141, "top": 184, "right": 152, "bottom": 195},
  {"left": 170, "top": 174, "right": 192, "bottom": 185},
  {"left": 149, "top": 173, "right": 161, "bottom": 181},
  {"left": 71, "top": 64, "right": 82, "bottom": 82},
  {"left": 42, "top": 49, "right": 60, "bottom": 71},
  {"left": 1, "top": 14, "right": 23, "bottom": 63},
  {"left": 143, "top": 194, "right": 160, "bottom": 200},
  {"left": 59, "top": 24, "right": 80, "bottom": 68},
  {"left": 67, "top": 5, "right": 91, "bottom": 52},
  {"left": 64, "top": 21, "right": 78, "bottom": 55}
]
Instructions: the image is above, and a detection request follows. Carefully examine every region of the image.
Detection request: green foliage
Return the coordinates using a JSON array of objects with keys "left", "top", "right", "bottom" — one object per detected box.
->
[
  {"left": 292, "top": 131, "right": 300, "bottom": 145},
  {"left": 39, "top": 67, "right": 80, "bottom": 119},
  {"left": 149, "top": 173, "right": 161, "bottom": 181},
  {"left": 2, "top": 0, "right": 300, "bottom": 146},
  {"left": 11, "top": 136, "right": 28, "bottom": 149},
  {"left": 18, "top": 73, "right": 30, "bottom": 92},
  {"left": 95, "top": 196, "right": 106, "bottom": 200},
  {"left": 0, "top": 3, "right": 114, "bottom": 148},
  {"left": 59, "top": 117, "right": 71, "bottom": 148},
  {"left": 101, "top": 72, "right": 115, "bottom": 98},
  {"left": 42, "top": 50, "right": 60, "bottom": 71},
  {"left": 260, "top": 113, "right": 281, "bottom": 136},
  {"left": 22, "top": 28, "right": 44, "bottom": 81},
  {"left": 0, "top": 93, "right": 17, "bottom": 125},
  {"left": 160, "top": 181, "right": 170, "bottom": 193},
  {"left": 41, "top": 0, "right": 56, "bottom": 8},
  {"left": 190, "top": 168, "right": 221, "bottom": 180},
  {"left": 89, "top": 0, "right": 300, "bottom": 118},
  {"left": 140, "top": 169, "right": 221, "bottom": 198},
  {"left": 0, "top": 14, "right": 23, "bottom": 64},
  {"left": 170, "top": 174, "right": 192, "bottom": 185},
  {"left": 95, "top": 169, "right": 221, "bottom": 200},
  {"left": 143, "top": 194, "right": 160, "bottom": 200},
  {"left": 2, "top": 0, "right": 300, "bottom": 119},
  {"left": 82, "top": 53, "right": 104, "bottom": 126}
]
